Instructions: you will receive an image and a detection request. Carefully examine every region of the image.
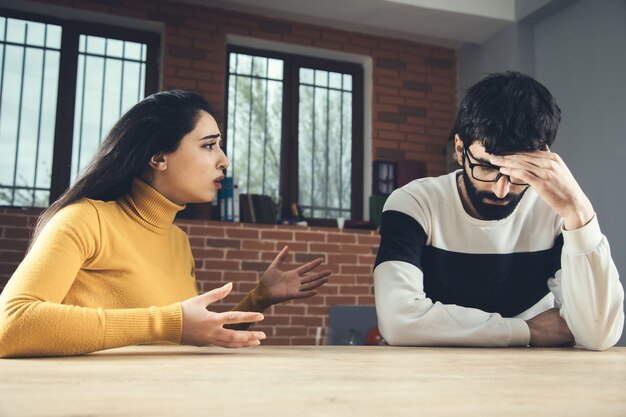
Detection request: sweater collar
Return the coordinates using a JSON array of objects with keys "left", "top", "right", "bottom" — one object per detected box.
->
[{"left": 119, "top": 178, "right": 185, "bottom": 233}]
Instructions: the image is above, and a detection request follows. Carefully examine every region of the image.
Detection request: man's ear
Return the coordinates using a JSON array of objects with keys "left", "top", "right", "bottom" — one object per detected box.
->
[
  {"left": 454, "top": 134, "right": 464, "bottom": 166},
  {"left": 148, "top": 153, "right": 167, "bottom": 172}
]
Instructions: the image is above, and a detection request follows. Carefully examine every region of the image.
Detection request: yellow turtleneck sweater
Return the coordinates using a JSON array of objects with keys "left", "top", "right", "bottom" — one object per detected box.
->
[{"left": 0, "top": 179, "right": 270, "bottom": 358}]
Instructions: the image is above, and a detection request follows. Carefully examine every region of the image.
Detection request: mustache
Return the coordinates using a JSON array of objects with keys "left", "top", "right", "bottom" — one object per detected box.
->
[{"left": 474, "top": 191, "right": 517, "bottom": 204}]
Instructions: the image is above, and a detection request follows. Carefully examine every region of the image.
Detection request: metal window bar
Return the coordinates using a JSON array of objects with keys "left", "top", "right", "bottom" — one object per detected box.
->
[
  {"left": 0, "top": 17, "right": 62, "bottom": 207},
  {"left": 262, "top": 58, "right": 268, "bottom": 195},
  {"left": 97, "top": 38, "right": 108, "bottom": 144},
  {"left": 72, "top": 35, "right": 148, "bottom": 182},
  {"left": 10, "top": 24, "right": 28, "bottom": 206},
  {"left": 32, "top": 23, "right": 48, "bottom": 204},
  {"left": 245, "top": 60, "right": 254, "bottom": 193},
  {"left": 230, "top": 54, "right": 239, "bottom": 184},
  {"left": 310, "top": 74, "right": 316, "bottom": 217},
  {"left": 227, "top": 52, "right": 283, "bottom": 199},
  {"left": 299, "top": 68, "right": 353, "bottom": 219},
  {"left": 325, "top": 74, "right": 330, "bottom": 218},
  {"left": 339, "top": 75, "right": 344, "bottom": 212}
]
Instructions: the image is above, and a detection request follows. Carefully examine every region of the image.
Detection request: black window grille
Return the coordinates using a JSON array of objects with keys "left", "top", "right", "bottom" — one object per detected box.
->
[
  {"left": 0, "top": 9, "right": 158, "bottom": 208},
  {"left": 225, "top": 46, "right": 363, "bottom": 221}
]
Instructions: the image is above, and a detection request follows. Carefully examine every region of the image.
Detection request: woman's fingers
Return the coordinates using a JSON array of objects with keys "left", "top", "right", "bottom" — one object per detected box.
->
[
  {"left": 296, "top": 257, "right": 324, "bottom": 274},
  {"left": 269, "top": 246, "right": 289, "bottom": 269},
  {"left": 198, "top": 282, "right": 233, "bottom": 306},
  {"left": 215, "top": 311, "right": 264, "bottom": 325},
  {"left": 301, "top": 270, "right": 332, "bottom": 284}
]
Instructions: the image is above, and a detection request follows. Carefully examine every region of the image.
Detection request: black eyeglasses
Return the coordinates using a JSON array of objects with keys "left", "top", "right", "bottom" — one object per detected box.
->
[{"left": 463, "top": 147, "right": 528, "bottom": 186}]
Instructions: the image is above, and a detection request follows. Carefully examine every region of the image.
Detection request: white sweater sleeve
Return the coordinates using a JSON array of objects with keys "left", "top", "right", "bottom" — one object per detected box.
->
[
  {"left": 548, "top": 215, "right": 624, "bottom": 350},
  {"left": 374, "top": 261, "right": 530, "bottom": 347}
]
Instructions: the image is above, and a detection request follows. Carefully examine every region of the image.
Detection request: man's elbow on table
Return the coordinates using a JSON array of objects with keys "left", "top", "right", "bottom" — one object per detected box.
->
[{"left": 574, "top": 313, "right": 624, "bottom": 351}]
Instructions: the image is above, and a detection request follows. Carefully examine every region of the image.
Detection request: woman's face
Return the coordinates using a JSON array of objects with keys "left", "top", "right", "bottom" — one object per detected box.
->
[{"left": 154, "top": 111, "right": 229, "bottom": 204}]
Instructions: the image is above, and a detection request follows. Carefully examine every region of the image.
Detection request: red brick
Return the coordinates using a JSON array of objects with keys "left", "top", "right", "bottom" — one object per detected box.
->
[
  {"left": 294, "top": 231, "right": 325, "bottom": 242},
  {"left": 291, "top": 316, "right": 324, "bottom": 327},
  {"left": 309, "top": 243, "right": 341, "bottom": 253},
  {"left": 341, "top": 265, "right": 372, "bottom": 275},
  {"left": 4, "top": 228, "right": 30, "bottom": 239},
  {"left": 326, "top": 233, "right": 357, "bottom": 244},
  {"left": 0, "top": 215, "right": 28, "bottom": 227},
  {"left": 224, "top": 271, "right": 258, "bottom": 282},
  {"left": 241, "top": 261, "right": 270, "bottom": 272},
  {"left": 340, "top": 285, "right": 371, "bottom": 295},
  {"left": 260, "top": 230, "right": 294, "bottom": 241},
  {"left": 326, "top": 254, "right": 358, "bottom": 265},
  {"left": 203, "top": 260, "right": 241, "bottom": 270},
  {"left": 226, "top": 228, "right": 259, "bottom": 239},
  {"left": 275, "top": 326, "right": 308, "bottom": 337},
  {"left": 324, "top": 295, "right": 357, "bottom": 305},
  {"left": 225, "top": 249, "right": 259, "bottom": 260},
  {"left": 188, "top": 225, "right": 225, "bottom": 237},
  {"left": 273, "top": 305, "right": 306, "bottom": 315}
]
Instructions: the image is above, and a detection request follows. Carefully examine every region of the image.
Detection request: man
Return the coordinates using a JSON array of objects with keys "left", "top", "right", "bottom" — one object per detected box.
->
[{"left": 374, "top": 71, "right": 623, "bottom": 350}]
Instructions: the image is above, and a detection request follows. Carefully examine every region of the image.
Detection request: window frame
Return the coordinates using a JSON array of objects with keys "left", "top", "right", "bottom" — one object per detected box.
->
[
  {"left": 0, "top": 8, "right": 160, "bottom": 207},
  {"left": 224, "top": 45, "right": 364, "bottom": 221}
]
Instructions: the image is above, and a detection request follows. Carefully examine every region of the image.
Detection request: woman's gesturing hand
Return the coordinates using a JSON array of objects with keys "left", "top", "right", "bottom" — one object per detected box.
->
[
  {"left": 261, "top": 246, "right": 332, "bottom": 305},
  {"left": 181, "top": 283, "right": 266, "bottom": 348}
]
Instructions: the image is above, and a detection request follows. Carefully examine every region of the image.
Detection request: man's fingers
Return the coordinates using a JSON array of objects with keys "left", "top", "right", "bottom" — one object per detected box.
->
[
  {"left": 216, "top": 311, "right": 264, "bottom": 324},
  {"left": 296, "top": 257, "right": 324, "bottom": 274},
  {"left": 199, "top": 282, "right": 233, "bottom": 306},
  {"left": 269, "top": 246, "right": 289, "bottom": 269}
]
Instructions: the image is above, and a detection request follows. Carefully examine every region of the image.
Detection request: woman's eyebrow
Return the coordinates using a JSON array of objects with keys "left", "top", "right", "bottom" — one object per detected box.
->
[{"left": 199, "top": 133, "right": 222, "bottom": 140}]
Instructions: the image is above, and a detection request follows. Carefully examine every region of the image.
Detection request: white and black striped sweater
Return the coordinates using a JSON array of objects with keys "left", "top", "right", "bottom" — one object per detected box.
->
[{"left": 373, "top": 171, "right": 624, "bottom": 350}]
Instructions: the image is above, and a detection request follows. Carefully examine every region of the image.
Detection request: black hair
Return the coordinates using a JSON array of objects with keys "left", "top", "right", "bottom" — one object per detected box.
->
[
  {"left": 451, "top": 71, "right": 561, "bottom": 154},
  {"left": 32, "top": 89, "right": 214, "bottom": 242}
]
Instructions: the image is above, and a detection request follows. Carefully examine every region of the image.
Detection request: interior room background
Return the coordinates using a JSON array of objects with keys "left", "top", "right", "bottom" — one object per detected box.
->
[{"left": 0, "top": 0, "right": 623, "bottom": 346}]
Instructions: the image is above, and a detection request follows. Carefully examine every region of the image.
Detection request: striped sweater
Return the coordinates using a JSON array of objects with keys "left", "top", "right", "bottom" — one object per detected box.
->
[{"left": 373, "top": 171, "right": 624, "bottom": 350}]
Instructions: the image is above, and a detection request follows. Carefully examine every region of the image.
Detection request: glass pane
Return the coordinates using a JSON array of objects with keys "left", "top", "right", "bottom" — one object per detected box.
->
[
  {"left": 86, "top": 36, "right": 105, "bottom": 55},
  {"left": 226, "top": 52, "right": 284, "bottom": 204},
  {"left": 236, "top": 54, "right": 252, "bottom": 75},
  {"left": 343, "top": 74, "right": 352, "bottom": 91},
  {"left": 268, "top": 58, "right": 282, "bottom": 80},
  {"left": 298, "top": 72, "right": 353, "bottom": 219},
  {"left": 0, "top": 18, "right": 5, "bottom": 42},
  {"left": 300, "top": 68, "right": 313, "bottom": 84},
  {"left": 125, "top": 41, "right": 142, "bottom": 60},
  {"left": 328, "top": 72, "right": 342, "bottom": 89},
  {"left": 0, "top": 19, "right": 61, "bottom": 207},
  {"left": 6, "top": 18, "right": 26, "bottom": 43},
  {"left": 252, "top": 56, "right": 266, "bottom": 78},
  {"left": 71, "top": 34, "right": 149, "bottom": 184},
  {"left": 26, "top": 21, "right": 46, "bottom": 47},
  {"left": 46, "top": 24, "right": 61, "bottom": 49},
  {"left": 315, "top": 70, "right": 328, "bottom": 87},
  {"left": 106, "top": 38, "right": 124, "bottom": 59}
]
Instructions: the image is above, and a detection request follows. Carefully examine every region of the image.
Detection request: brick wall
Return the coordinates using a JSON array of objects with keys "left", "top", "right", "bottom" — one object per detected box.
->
[
  {"left": 0, "top": 0, "right": 456, "bottom": 344},
  {"left": 0, "top": 208, "right": 379, "bottom": 345}
]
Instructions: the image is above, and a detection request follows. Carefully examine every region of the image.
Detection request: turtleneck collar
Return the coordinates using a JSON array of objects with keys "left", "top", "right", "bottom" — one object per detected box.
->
[{"left": 118, "top": 178, "right": 185, "bottom": 233}]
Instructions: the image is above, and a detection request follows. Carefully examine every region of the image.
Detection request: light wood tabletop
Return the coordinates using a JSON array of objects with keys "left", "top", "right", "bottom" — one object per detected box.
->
[{"left": 1, "top": 345, "right": 625, "bottom": 417}]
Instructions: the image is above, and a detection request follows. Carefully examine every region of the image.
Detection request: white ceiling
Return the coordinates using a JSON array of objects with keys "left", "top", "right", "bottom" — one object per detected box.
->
[{"left": 178, "top": 0, "right": 556, "bottom": 47}]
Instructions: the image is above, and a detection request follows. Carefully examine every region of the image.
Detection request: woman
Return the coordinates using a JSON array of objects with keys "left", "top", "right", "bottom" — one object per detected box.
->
[{"left": 0, "top": 90, "right": 331, "bottom": 358}]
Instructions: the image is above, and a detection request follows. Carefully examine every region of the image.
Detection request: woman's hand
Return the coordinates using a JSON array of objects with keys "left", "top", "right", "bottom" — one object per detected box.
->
[
  {"left": 261, "top": 246, "right": 332, "bottom": 305},
  {"left": 180, "top": 283, "right": 266, "bottom": 348}
]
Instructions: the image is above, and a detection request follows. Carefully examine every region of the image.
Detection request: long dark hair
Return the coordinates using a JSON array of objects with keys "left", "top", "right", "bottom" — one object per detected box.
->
[{"left": 32, "top": 89, "right": 214, "bottom": 243}]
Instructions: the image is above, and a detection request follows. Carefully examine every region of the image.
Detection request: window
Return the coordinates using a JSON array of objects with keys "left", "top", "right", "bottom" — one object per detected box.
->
[
  {"left": 225, "top": 46, "right": 363, "bottom": 221},
  {"left": 0, "top": 9, "right": 158, "bottom": 208}
]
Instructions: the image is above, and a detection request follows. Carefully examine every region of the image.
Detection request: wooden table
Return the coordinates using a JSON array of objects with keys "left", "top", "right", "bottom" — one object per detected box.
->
[{"left": 1, "top": 345, "right": 625, "bottom": 417}]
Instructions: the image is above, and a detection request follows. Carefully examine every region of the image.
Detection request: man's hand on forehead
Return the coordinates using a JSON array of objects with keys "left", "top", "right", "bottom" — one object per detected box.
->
[{"left": 488, "top": 149, "right": 594, "bottom": 231}]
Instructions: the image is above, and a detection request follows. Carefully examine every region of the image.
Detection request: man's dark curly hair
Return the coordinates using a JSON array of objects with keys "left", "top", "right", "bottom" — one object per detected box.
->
[{"left": 450, "top": 71, "right": 562, "bottom": 154}]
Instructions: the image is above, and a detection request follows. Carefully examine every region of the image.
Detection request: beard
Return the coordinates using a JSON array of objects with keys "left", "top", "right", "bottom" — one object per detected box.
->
[{"left": 461, "top": 169, "right": 528, "bottom": 221}]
